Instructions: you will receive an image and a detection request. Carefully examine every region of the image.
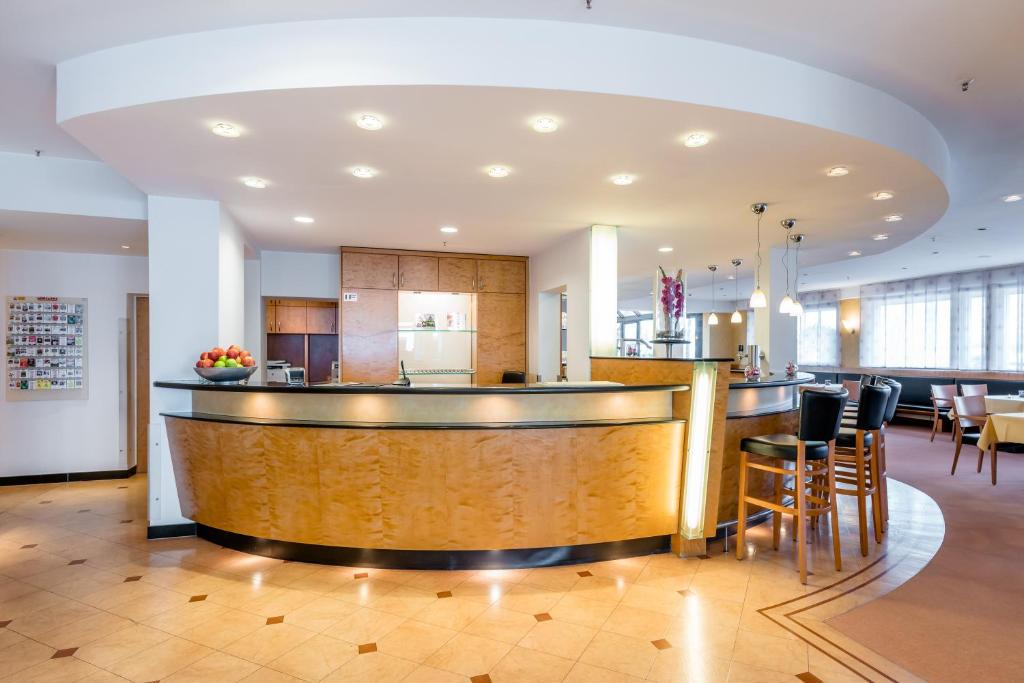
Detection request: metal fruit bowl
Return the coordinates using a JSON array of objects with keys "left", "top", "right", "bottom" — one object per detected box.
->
[{"left": 193, "top": 365, "right": 258, "bottom": 383}]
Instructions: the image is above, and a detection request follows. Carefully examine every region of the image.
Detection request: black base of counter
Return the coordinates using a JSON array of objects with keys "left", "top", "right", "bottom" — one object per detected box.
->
[{"left": 196, "top": 524, "right": 671, "bottom": 570}]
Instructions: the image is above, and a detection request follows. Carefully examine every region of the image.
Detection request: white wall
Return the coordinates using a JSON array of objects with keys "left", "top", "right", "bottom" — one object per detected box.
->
[
  {"left": 243, "top": 258, "right": 263, "bottom": 373},
  {"left": 218, "top": 209, "right": 245, "bottom": 344},
  {"left": 0, "top": 249, "right": 147, "bottom": 476},
  {"left": 260, "top": 250, "right": 339, "bottom": 299},
  {"left": 530, "top": 229, "right": 591, "bottom": 381}
]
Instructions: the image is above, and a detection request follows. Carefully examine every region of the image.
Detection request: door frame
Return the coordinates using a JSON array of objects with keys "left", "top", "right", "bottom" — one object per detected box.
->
[{"left": 126, "top": 293, "right": 149, "bottom": 472}]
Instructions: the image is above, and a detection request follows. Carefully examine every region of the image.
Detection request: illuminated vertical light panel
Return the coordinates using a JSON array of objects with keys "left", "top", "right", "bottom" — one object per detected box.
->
[
  {"left": 589, "top": 225, "right": 618, "bottom": 357},
  {"left": 681, "top": 361, "right": 718, "bottom": 540}
]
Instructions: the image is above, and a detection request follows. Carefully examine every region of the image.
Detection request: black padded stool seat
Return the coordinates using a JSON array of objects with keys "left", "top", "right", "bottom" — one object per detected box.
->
[
  {"left": 740, "top": 434, "right": 829, "bottom": 461},
  {"left": 836, "top": 428, "right": 873, "bottom": 448}
]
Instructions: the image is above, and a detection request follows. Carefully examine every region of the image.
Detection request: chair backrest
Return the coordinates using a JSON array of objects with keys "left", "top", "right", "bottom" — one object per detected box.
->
[
  {"left": 799, "top": 388, "right": 849, "bottom": 442},
  {"left": 953, "top": 395, "right": 987, "bottom": 429},
  {"left": 842, "top": 379, "right": 861, "bottom": 402},
  {"left": 960, "top": 383, "right": 989, "bottom": 397},
  {"left": 876, "top": 377, "right": 902, "bottom": 423},
  {"left": 931, "top": 383, "right": 957, "bottom": 406},
  {"left": 500, "top": 370, "right": 527, "bottom": 384},
  {"left": 855, "top": 383, "right": 891, "bottom": 431}
]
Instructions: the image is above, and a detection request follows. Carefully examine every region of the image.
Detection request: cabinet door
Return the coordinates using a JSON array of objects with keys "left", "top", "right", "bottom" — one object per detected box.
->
[
  {"left": 399, "top": 255, "right": 439, "bottom": 291},
  {"left": 438, "top": 258, "right": 477, "bottom": 292},
  {"left": 275, "top": 304, "right": 307, "bottom": 333},
  {"left": 477, "top": 260, "right": 526, "bottom": 294},
  {"left": 341, "top": 288, "right": 398, "bottom": 382},
  {"left": 265, "top": 302, "right": 277, "bottom": 333},
  {"left": 306, "top": 305, "right": 337, "bottom": 334},
  {"left": 342, "top": 252, "right": 398, "bottom": 290},
  {"left": 476, "top": 293, "right": 526, "bottom": 385}
]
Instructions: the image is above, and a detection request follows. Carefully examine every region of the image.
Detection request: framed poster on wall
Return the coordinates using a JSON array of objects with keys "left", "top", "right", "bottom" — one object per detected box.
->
[{"left": 5, "top": 296, "right": 88, "bottom": 401}]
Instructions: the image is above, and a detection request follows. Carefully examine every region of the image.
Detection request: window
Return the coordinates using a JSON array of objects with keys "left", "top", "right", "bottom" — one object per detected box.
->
[
  {"left": 618, "top": 311, "right": 654, "bottom": 357},
  {"left": 797, "top": 290, "right": 839, "bottom": 366},
  {"left": 857, "top": 266, "right": 1024, "bottom": 370}
]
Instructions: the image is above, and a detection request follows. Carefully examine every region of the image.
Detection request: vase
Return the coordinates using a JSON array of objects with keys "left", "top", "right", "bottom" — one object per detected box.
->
[{"left": 653, "top": 267, "right": 687, "bottom": 341}]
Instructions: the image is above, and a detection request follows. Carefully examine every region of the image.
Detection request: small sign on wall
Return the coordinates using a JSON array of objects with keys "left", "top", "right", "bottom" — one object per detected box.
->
[
  {"left": 5, "top": 296, "right": 89, "bottom": 401},
  {"left": 342, "top": 292, "right": 358, "bottom": 302}
]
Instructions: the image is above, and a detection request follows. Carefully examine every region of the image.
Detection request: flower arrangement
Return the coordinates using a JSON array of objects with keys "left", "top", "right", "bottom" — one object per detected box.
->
[
  {"left": 744, "top": 364, "right": 762, "bottom": 380},
  {"left": 654, "top": 267, "right": 686, "bottom": 340},
  {"left": 785, "top": 360, "right": 798, "bottom": 377}
]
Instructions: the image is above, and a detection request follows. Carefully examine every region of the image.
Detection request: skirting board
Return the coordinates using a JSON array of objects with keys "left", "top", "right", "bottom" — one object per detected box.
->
[
  {"left": 0, "top": 466, "right": 137, "bottom": 487},
  {"left": 147, "top": 523, "right": 198, "bottom": 540}
]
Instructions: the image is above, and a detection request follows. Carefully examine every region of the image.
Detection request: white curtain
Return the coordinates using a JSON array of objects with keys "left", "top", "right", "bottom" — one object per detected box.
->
[
  {"left": 858, "top": 268, "right": 1013, "bottom": 370},
  {"left": 798, "top": 290, "right": 840, "bottom": 366}
]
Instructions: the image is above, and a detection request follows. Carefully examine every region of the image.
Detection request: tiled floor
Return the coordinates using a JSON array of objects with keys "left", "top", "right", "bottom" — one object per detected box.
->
[{"left": 0, "top": 474, "right": 943, "bottom": 682}]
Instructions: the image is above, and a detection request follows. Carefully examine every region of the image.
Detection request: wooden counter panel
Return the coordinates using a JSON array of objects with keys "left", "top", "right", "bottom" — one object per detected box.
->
[{"left": 165, "top": 417, "right": 683, "bottom": 551}]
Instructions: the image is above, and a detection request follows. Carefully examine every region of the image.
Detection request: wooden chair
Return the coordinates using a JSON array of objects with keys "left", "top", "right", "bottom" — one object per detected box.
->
[
  {"left": 736, "top": 388, "right": 849, "bottom": 584},
  {"left": 960, "top": 383, "right": 989, "bottom": 397},
  {"left": 842, "top": 379, "right": 861, "bottom": 403},
  {"left": 930, "top": 384, "right": 957, "bottom": 442},
  {"left": 951, "top": 395, "right": 986, "bottom": 478},
  {"left": 833, "top": 383, "right": 891, "bottom": 556}
]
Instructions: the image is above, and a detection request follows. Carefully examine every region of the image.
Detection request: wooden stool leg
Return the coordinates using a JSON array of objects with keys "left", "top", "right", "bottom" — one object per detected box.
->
[
  {"left": 796, "top": 442, "right": 808, "bottom": 584},
  {"left": 772, "top": 471, "right": 782, "bottom": 550},
  {"left": 870, "top": 437, "right": 883, "bottom": 544},
  {"left": 827, "top": 441, "right": 842, "bottom": 572},
  {"left": 991, "top": 444, "right": 998, "bottom": 486},
  {"left": 855, "top": 431, "right": 869, "bottom": 557},
  {"left": 736, "top": 451, "right": 748, "bottom": 560},
  {"left": 880, "top": 431, "right": 889, "bottom": 527}
]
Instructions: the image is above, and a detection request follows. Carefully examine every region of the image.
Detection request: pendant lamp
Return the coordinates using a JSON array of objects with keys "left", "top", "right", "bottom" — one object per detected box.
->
[
  {"left": 778, "top": 219, "right": 796, "bottom": 313},
  {"left": 730, "top": 258, "right": 743, "bottom": 324},
  {"left": 789, "top": 233, "right": 805, "bottom": 317},
  {"left": 749, "top": 203, "right": 768, "bottom": 308}
]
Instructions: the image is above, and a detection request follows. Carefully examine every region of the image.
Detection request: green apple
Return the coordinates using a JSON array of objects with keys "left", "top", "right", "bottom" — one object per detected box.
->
[
  {"left": 225, "top": 358, "right": 239, "bottom": 368},
  {"left": 219, "top": 355, "right": 228, "bottom": 362},
  {"left": 213, "top": 359, "right": 226, "bottom": 368}
]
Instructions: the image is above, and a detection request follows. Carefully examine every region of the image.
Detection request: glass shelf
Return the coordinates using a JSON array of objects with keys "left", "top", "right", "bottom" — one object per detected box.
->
[{"left": 398, "top": 328, "right": 476, "bottom": 333}]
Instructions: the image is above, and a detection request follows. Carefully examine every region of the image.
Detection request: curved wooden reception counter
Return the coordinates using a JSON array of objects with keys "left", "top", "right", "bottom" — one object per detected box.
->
[{"left": 155, "top": 380, "right": 696, "bottom": 569}]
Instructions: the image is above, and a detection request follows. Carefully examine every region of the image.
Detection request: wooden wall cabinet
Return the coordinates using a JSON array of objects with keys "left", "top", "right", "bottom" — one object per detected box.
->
[
  {"left": 438, "top": 258, "right": 477, "bottom": 292},
  {"left": 341, "top": 288, "right": 399, "bottom": 382},
  {"left": 477, "top": 260, "right": 526, "bottom": 294},
  {"left": 342, "top": 252, "right": 398, "bottom": 289},
  {"left": 399, "top": 255, "right": 438, "bottom": 291},
  {"left": 476, "top": 292, "right": 527, "bottom": 385},
  {"left": 306, "top": 304, "right": 337, "bottom": 334},
  {"left": 275, "top": 302, "right": 307, "bottom": 334}
]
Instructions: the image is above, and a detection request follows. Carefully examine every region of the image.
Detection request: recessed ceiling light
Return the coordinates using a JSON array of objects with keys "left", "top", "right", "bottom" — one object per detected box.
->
[
  {"left": 440, "top": 226, "right": 458, "bottom": 233},
  {"left": 120, "top": 245, "right": 130, "bottom": 249},
  {"left": 848, "top": 250, "right": 862, "bottom": 256},
  {"left": 658, "top": 246, "right": 673, "bottom": 253},
  {"left": 242, "top": 177, "right": 267, "bottom": 189},
  {"left": 682, "top": 131, "right": 711, "bottom": 147},
  {"left": 1004, "top": 194, "right": 1022, "bottom": 202},
  {"left": 350, "top": 166, "right": 378, "bottom": 179},
  {"left": 210, "top": 122, "right": 240, "bottom": 138},
  {"left": 873, "top": 233, "right": 889, "bottom": 241},
  {"left": 977, "top": 226, "right": 989, "bottom": 231},
  {"left": 873, "top": 191, "right": 894, "bottom": 201},
  {"left": 932, "top": 250, "right": 940, "bottom": 255},
  {"left": 826, "top": 166, "right": 849, "bottom": 177},
  {"left": 884, "top": 214, "right": 903, "bottom": 222},
  {"left": 901, "top": 266, "right": 908, "bottom": 270},
  {"left": 611, "top": 174, "right": 635, "bottom": 186},
  {"left": 355, "top": 114, "right": 384, "bottom": 131},
  {"left": 293, "top": 216, "right": 314, "bottom": 224},
  {"left": 486, "top": 166, "right": 511, "bottom": 178},
  {"left": 532, "top": 117, "right": 559, "bottom": 133}
]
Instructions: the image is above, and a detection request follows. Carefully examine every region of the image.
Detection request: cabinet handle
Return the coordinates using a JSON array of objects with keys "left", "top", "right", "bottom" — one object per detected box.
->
[
  {"left": 472, "top": 276, "right": 477, "bottom": 290},
  {"left": 277, "top": 321, "right": 281, "bottom": 332},
  {"left": 400, "top": 273, "right": 405, "bottom": 288},
  {"left": 393, "top": 272, "right": 397, "bottom": 288}
]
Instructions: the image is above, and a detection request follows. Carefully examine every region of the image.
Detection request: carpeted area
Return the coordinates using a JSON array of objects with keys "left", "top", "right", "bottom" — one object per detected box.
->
[{"left": 827, "top": 424, "right": 1024, "bottom": 683}]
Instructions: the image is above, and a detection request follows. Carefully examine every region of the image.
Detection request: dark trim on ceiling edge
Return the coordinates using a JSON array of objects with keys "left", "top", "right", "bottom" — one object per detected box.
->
[{"left": 0, "top": 465, "right": 137, "bottom": 487}]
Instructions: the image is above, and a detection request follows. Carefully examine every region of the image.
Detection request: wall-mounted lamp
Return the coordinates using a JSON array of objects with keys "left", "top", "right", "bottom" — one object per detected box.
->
[{"left": 842, "top": 318, "right": 859, "bottom": 335}]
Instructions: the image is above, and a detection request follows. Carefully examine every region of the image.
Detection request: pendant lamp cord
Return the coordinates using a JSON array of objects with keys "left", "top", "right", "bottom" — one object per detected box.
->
[
  {"left": 756, "top": 213, "right": 762, "bottom": 288},
  {"left": 783, "top": 229, "right": 791, "bottom": 297}
]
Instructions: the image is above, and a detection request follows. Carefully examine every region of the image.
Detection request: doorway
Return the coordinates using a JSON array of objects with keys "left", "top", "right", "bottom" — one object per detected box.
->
[{"left": 128, "top": 294, "right": 149, "bottom": 473}]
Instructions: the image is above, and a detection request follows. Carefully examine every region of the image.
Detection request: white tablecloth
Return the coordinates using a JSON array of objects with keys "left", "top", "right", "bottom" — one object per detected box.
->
[
  {"left": 978, "top": 412, "right": 1024, "bottom": 451},
  {"left": 984, "top": 395, "right": 1024, "bottom": 414}
]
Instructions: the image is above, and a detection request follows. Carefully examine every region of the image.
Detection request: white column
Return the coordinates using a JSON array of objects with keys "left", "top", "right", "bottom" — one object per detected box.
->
[
  {"left": 147, "top": 196, "right": 246, "bottom": 529},
  {"left": 752, "top": 246, "right": 798, "bottom": 374},
  {"left": 589, "top": 225, "right": 618, "bottom": 358}
]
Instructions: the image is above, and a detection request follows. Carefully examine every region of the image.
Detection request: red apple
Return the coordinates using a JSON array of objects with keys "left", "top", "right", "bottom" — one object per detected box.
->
[
  {"left": 241, "top": 356, "right": 255, "bottom": 367},
  {"left": 199, "top": 352, "right": 210, "bottom": 361},
  {"left": 201, "top": 358, "right": 215, "bottom": 368},
  {"left": 210, "top": 347, "right": 225, "bottom": 360},
  {"left": 196, "top": 360, "right": 203, "bottom": 368},
  {"left": 226, "top": 348, "right": 240, "bottom": 359}
]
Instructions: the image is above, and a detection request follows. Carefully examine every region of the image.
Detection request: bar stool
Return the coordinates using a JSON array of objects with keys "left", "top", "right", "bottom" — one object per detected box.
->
[
  {"left": 736, "top": 388, "right": 849, "bottom": 584},
  {"left": 833, "top": 383, "right": 891, "bottom": 556},
  {"left": 875, "top": 378, "right": 902, "bottom": 532}
]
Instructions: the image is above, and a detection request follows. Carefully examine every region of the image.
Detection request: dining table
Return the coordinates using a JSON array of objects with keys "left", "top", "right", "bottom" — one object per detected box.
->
[
  {"left": 976, "top": 409, "right": 1024, "bottom": 485},
  {"left": 983, "top": 394, "right": 1024, "bottom": 414}
]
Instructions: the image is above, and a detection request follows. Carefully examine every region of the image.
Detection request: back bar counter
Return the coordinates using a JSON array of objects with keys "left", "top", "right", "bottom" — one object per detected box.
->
[{"left": 156, "top": 359, "right": 810, "bottom": 568}]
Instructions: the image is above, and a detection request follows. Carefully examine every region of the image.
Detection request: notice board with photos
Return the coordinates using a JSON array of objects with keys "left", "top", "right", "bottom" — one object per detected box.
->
[{"left": 5, "top": 296, "right": 88, "bottom": 400}]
